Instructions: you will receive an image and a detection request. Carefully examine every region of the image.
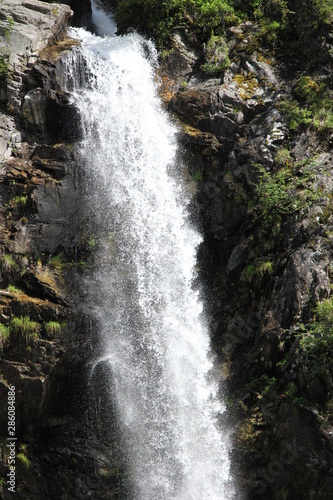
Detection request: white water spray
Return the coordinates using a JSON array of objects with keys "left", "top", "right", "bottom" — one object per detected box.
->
[{"left": 65, "top": 6, "right": 234, "bottom": 498}]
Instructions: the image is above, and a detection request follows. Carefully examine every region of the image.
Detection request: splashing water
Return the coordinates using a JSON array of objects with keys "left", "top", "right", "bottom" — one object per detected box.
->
[{"left": 64, "top": 8, "right": 235, "bottom": 499}]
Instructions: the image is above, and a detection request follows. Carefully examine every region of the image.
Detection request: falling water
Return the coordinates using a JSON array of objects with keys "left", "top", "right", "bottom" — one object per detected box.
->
[{"left": 64, "top": 4, "right": 234, "bottom": 499}]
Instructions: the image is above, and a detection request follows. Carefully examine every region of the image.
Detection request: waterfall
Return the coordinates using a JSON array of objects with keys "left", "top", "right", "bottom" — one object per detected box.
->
[{"left": 64, "top": 5, "right": 234, "bottom": 499}]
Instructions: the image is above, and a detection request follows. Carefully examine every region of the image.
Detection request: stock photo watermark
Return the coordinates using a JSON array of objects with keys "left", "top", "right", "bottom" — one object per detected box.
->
[{"left": 6, "top": 385, "right": 16, "bottom": 493}]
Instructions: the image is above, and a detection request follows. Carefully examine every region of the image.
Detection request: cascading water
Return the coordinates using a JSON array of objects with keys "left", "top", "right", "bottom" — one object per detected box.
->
[{"left": 65, "top": 4, "right": 235, "bottom": 498}]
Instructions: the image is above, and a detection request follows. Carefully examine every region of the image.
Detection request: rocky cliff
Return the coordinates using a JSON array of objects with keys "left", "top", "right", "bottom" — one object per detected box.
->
[
  {"left": 155, "top": 6, "right": 333, "bottom": 499},
  {"left": 0, "top": 1, "right": 126, "bottom": 498},
  {"left": 1, "top": 0, "right": 333, "bottom": 499}
]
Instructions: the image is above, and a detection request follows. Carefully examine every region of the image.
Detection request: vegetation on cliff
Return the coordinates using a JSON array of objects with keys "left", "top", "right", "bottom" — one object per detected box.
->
[{"left": 111, "top": 0, "right": 333, "bottom": 49}]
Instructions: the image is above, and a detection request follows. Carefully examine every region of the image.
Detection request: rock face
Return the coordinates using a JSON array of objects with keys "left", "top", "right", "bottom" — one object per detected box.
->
[
  {"left": 0, "top": 2, "right": 125, "bottom": 499},
  {"left": 158, "top": 19, "right": 333, "bottom": 500}
]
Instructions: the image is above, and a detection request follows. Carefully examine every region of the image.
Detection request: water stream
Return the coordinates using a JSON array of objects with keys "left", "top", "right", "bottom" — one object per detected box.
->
[{"left": 64, "top": 4, "right": 234, "bottom": 498}]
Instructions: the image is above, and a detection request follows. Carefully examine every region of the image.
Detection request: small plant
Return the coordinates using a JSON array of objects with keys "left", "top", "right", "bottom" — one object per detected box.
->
[
  {"left": 49, "top": 253, "right": 66, "bottom": 269},
  {"left": 297, "top": 298, "right": 333, "bottom": 375},
  {"left": 17, "top": 453, "right": 31, "bottom": 468},
  {"left": 44, "top": 321, "right": 63, "bottom": 337},
  {"left": 0, "top": 324, "right": 9, "bottom": 351},
  {"left": 191, "top": 171, "right": 203, "bottom": 182},
  {"left": 202, "top": 34, "right": 230, "bottom": 75},
  {"left": 0, "top": 16, "right": 14, "bottom": 82},
  {"left": 1, "top": 254, "right": 17, "bottom": 272},
  {"left": 88, "top": 237, "right": 96, "bottom": 248},
  {"left": 6, "top": 285, "right": 23, "bottom": 294},
  {"left": 10, "top": 195, "right": 28, "bottom": 207},
  {"left": 10, "top": 316, "right": 41, "bottom": 344},
  {"left": 294, "top": 76, "right": 320, "bottom": 101},
  {"left": 275, "top": 147, "right": 292, "bottom": 167},
  {"left": 252, "top": 163, "right": 321, "bottom": 234},
  {"left": 243, "top": 264, "right": 256, "bottom": 282},
  {"left": 243, "top": 260, "right": 274, "bottom": 282}
]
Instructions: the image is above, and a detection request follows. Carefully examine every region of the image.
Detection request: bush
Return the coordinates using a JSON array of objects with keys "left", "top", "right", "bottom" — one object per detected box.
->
[
  {"left": 298, "top": 298, "right": 333, "bottom": 375},
  {"left": 114, "top": 0, "right": 236, "bottom": 46},
  {"left": 252, "top": 162, "right": 321, "bottom": 235},
  {"left": 201, "top": 34, "right": 230, "bottom": 75}
]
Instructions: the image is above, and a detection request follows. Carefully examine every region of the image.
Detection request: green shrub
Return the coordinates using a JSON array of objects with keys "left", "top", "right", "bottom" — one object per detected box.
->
[
  {"left": 314, "top": 0, "right": 333, "bottom": 25},
  {"left": 252, "top": 162, "right": 321, "bottom": 236},
  {"left": 298, "top": 298, "right": 333, "bottom": 375},
  {"left": 281, "top": 76, "right": 333, "bottom": 135},
  {"left": 294, "top": 76, "right": 320, "bottom": 101},
  {"left": 201, "top": 34, "right": 230, "bottom": 75},
  {"left": 191, "top": 170, "right": 203, "bottom": 182},
  {"left": 114, "top": 0, "right": 236, "bottom": 46},
  {"left": 0, "top": 54, "right": 9, "bottom": 78}
]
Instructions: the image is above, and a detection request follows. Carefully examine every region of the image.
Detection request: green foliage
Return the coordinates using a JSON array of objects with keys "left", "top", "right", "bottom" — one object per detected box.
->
[
  {"left": 44, "top": 321, "right": 63, "bottom": 336},
  {"left": 280, "top": 76, "right": 333, "bottom": 134},
  {"left": 6, "top": 285, "right": 23, "bottom": 294},
  {"left": 88, "top": 237, "right": 96, "bottom": 248},
  {"left": 275, "top": 147, "right": 292, "bottom": 167},
  {"left": 0, "top": 16, "right": 14, "bottom": 82},
  {"left": 1, "top": 254, "right": 17, "bottom": 271},
  {"left": 201, "top": 34, "right": 230, "bottom": 75},
  {"left": 114, "top": 0, "right": 237, "bottom": 46},
  {"left": 191, "top": 170, "right": 203, "bottom": 182},
  {"left": 294, "top": 76, "right": 320, "bottom": 101},
  {"left": 17, "top": 453, "right": 31, "bottom": 468},
  {"left": 284, "top": 382, "right": 309, "bottom": 405},
  {"left": 243, "top": 260, "right": 274, "bottom": 282},
  {"left": 279, "top": 100, "right": 312, "bottom": 131},
  {"left": 49, "top": 253, "right": 66, "bottom": 269},
  {"left": 298, "top": 298, "right": 333, "bottom": 375},
  {"left": 10, "top": 316, "right": 41, "bottom": 344},
  {"left": 0, "top": 324, "right": 9, "bottom": 350},
  {"left": 10, "top": 195, "right": 28, "bottom": 207},
  {"left": 314, "top": 0, "right": 333, "bottom": 25},
  {"left": 0, "top": 54, "right": 9, "bottom": 79},
  {"left": 252, "top": 162, "right": 321, "bottom": 232}
]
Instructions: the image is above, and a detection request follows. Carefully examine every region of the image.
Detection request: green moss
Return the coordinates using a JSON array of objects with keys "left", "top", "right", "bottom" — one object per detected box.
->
[
  {"left": 294, "top": 76, "right": 320, "bottom": 101},
  {"left": 234, "top": 73, "right": 258, "bottom": 100}
]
